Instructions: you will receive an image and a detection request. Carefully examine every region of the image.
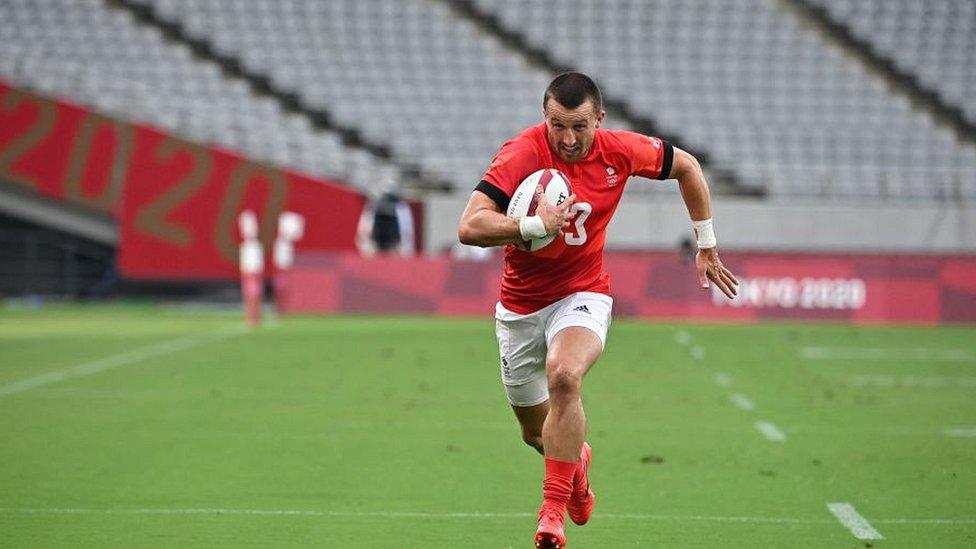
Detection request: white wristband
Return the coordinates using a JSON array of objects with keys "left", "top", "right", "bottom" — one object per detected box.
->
[
  {"left": 519, "top": 215, "right": 548, "bottom": 240},
  {"left": 692, "top": 218, "right": 717, "bottom": 249}
]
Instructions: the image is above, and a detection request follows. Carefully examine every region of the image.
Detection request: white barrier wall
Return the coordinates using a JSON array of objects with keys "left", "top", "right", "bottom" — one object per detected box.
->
[{"left": 427, "top": 191, "right": 976, "bottom": 254}]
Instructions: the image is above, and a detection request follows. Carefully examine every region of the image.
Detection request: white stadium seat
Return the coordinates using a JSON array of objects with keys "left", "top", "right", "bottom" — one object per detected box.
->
[
  {"left": 474, "top": 0, "right": 975, "bottom": 200},
  {"left": 0, "top": 0, "right": 398, "bottom": 192},
  {"left": 0, "top": 0, "right": 972, "bottom": 199}
]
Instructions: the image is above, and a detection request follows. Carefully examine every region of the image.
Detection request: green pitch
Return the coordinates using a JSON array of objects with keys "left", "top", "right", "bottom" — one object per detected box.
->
[{"left": 1, "top": 305, "right": 974, "bottom": 547}]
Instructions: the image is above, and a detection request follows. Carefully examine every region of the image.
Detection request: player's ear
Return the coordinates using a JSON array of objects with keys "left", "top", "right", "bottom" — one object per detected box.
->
[{"left": 595, "top": 110, "right": 606, "bottom": 127}]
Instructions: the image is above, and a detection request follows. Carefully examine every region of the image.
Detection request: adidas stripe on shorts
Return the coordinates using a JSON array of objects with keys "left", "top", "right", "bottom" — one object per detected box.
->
[{"left": 494, "top": 292, "right": 613, "bottom": 407}]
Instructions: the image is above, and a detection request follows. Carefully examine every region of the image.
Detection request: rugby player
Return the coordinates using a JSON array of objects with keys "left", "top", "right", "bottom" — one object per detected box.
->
[{"left": 457, "top": 72, "right": 738, "bottom": 548}]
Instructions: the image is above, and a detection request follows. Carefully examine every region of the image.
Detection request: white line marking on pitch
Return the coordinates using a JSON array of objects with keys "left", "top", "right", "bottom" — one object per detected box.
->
[
  {"left": 755, "top": 420, "right": 786, "bottom": 441},
  {"left": 690, "top": 345, "right": 705, "bottom": 360},
  {"left": 730, "top": 393, "right": 756, "bottom": 411},
  {"left": 0, "top": 325, "right": 246, "bottom": 397},
  {"left": 801, "top": 347, "right": 974, "bottom": 362},
  {"left": 1, "top": 507, "right": 972, "bottom": 526},
  {"left": 827, "top": 502, "right": 884, "bottom": 540},
  {"left": 851, "top": 374, "right": 976, "bottom": 389},
  {"left": 873, "top": 517, "right": 976, "bottom": 524},
  {"left": 713, "top": 372, "right": 732, "bottom": 387},
  {"left": 0, "top": 507, "right": 832, "bottom": 523},
  {"left": 944, "top": 427, "right": 976, "bottom": 438},
  {"left": 674, "top": 330, "right": 691, "bottom": 346}
]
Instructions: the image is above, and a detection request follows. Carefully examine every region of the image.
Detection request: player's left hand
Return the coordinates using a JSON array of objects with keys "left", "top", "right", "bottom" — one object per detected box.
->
[{"left": 696, "top": 247, "right": 738, "bottom": 299}]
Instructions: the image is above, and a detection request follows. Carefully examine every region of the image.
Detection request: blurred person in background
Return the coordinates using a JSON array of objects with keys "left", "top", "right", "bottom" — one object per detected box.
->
[{"left": 356, "top": 190, "right": 415, "bottom": 256}]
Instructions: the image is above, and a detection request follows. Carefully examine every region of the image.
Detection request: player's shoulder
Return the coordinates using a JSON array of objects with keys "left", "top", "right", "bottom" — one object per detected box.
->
[
  {"left": 483, "top": 124, "right": 549, "bottom": 191},
  {"left": 597, "top": 128, "right": 663, "bottom": 152},
  {"left": 597, "top": 128, "right": 665, "bottom": 165},
  {"left": 491, "top": 124, "right": 546, "bottom": 165},
  {"left": 509, "top": 123, "right": 548, "bottom": 153}
]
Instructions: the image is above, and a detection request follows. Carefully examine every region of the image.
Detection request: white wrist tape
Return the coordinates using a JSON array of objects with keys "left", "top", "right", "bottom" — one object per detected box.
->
[
  {"left": 692, "top": 218, "right": 717, "bottom": 249},
  {"left": 519, "top": 216, "right": 548, "bottom": 240}
]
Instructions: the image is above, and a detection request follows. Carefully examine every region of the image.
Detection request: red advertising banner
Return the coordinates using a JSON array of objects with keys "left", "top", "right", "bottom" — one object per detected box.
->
[
  {"left": 117, "top": 126, "right": 365, "bottom": 279},
  {"left": 0, "top": 80, "right": 367, "bottom": 279},
  {"left": 0, "top": 81, "right": 130, "bottom": 213},
  {"left": 277, "top": 251, "right": 976, "bottom": 324}
]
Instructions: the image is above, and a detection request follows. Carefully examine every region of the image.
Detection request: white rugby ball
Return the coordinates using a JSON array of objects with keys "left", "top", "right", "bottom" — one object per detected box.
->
[{"left": 506, "top": 169, "right": 572, "bottom": 251}]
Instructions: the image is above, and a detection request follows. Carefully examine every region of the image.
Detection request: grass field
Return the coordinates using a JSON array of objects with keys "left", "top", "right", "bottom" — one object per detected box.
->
[{"left": 1, "top": 304, "right": 974, "bottom": 548}]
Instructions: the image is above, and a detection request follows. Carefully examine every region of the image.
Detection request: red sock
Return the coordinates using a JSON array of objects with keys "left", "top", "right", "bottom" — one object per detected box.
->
[{"left": 543, "top": 457, "right": 578, "bottom": 507}]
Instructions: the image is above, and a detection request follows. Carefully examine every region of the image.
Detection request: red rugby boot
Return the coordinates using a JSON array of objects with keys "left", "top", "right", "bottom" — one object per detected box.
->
[
  {"left": 535, "top": 503, "right": 567, "bottom": 548},
  {"left": 567, "top": 442, "right": 594, "bottom": 525}
]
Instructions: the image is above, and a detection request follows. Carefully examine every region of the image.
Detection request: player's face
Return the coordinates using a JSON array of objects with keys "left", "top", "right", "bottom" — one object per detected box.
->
[{"left": 544, "top": 98, "right": 605, "bottom": 163}]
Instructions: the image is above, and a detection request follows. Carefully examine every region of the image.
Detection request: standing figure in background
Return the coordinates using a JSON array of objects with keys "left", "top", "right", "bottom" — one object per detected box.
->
[{"left": 356, "top": 191, "right": 415, "bottom": 256}]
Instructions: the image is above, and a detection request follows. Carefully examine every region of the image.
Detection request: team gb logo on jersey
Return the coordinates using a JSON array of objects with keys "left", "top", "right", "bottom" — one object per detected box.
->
[{"left": 605, "top": 166, "right": 619, "bottom": 187}]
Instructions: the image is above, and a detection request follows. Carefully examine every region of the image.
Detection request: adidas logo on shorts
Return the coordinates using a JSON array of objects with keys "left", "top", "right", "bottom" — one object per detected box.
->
[{"left": 573, "top": 305, "right": 591, "bottom": 314}]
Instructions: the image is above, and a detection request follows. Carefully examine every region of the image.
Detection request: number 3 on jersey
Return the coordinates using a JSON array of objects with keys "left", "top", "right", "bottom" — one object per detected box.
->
[{"left": 564, "top": 202, "right": 592, "bottom": 246}]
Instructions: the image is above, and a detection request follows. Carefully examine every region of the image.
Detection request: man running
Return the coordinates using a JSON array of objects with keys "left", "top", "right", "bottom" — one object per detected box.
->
[{"left": 457, "top": 72, "right": 738, "bottom": 548}]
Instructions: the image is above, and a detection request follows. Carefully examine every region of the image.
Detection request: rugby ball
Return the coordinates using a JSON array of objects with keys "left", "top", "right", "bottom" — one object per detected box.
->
[{"left": 506, "top": 169, "right": 572, "bottom": 251}]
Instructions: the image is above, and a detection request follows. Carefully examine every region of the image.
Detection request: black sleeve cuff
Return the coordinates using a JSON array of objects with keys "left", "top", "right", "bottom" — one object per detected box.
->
[
  {"left": 475, "top": 180, "right": 510, "bottom": 211},
  {"left": 657, "top": 142, "right": 674, "bottom": 180}
]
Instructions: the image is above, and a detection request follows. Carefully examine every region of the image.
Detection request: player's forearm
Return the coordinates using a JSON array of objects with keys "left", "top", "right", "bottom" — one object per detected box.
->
[
  {"left": 674, "top": 150, "right": 712, "bottom": 221},
  {"left": 458, "top": 210, "right": 522, "bottom": 247}
]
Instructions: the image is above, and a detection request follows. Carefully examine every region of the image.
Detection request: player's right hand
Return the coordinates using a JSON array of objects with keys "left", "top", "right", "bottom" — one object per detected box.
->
[{"left": 534, "top": 185, "right": 575, "bottom": 236}]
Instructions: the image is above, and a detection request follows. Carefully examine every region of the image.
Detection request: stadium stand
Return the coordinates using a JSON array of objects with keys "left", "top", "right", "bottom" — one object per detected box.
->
[
  {"left": 471, "top": 0, "right": 976, "bottom": 200},
  {"left": 2, "top": 0, "right": 973, "bottom": 200},
  {"left": 126, "top": 0, "right": 557, "bottom": 190},
  {"left": 0, "top": 0, "right": 400, "bottom": 192},
  {"left": 806, "top": 0, "right": 976, "bottom": 125}
]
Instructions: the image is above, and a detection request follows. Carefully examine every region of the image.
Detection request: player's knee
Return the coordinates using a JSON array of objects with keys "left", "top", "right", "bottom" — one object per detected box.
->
[{"left": 546, "top": 362, "right": 583, "bottom": 397}]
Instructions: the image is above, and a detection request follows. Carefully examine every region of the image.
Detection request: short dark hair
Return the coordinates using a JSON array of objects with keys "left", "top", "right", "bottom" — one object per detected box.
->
[{"left": 543, "top": 72, "right": 603, "bottom": 113}]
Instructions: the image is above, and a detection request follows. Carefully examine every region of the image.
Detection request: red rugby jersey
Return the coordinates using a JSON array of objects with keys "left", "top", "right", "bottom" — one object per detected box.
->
[{"left": 478, "top": 123, "right": 673, "bottom": 314}]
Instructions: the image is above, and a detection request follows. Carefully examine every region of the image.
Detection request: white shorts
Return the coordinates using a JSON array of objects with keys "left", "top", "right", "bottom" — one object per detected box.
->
[{"left": 494, "top": 292, "right": 613, "bottom": 407}]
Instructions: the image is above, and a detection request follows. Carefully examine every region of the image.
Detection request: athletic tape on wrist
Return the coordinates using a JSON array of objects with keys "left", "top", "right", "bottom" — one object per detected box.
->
[
  {"left": 519, "top": 216, "right": 548, "bottom": 240},
  {"left": 692, "top": 218, "right": 717, "bottom": 249}
]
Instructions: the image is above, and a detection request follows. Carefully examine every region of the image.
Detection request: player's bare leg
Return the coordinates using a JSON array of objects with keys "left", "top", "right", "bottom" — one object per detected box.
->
[
  {"left": 543, "top": 327, "right": 601, "bottom": 459},
  {"left": 535, "top": 327, "right": 602, "bottom": 547},
  {"left": 512, "top": 402, "right": 549, "bottom": 455}
]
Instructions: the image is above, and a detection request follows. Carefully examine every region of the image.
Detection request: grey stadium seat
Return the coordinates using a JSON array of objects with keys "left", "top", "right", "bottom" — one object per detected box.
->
[
  {"left": 0, "top": 0, "right": 400, "bottom": 193},
  {"left": 474, "top": 0, "right": 976, "bottom": 200}
]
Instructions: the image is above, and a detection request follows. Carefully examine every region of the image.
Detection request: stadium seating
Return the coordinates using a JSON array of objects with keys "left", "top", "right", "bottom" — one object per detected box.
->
[
  {"left": 473, "top": 0, "right": 976, "bottom": 200},
  {"left": 127, "top": 0, "right": 558, "bottom": 189},
  {"left": 808, "top": 0, "right": 976, "bottom": 125},
  {"left": 0, "top": 0, "right": 399, "bottom": 192},
  {"left": 2, "top": 0, "right": 973, "bottom": 200}
]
